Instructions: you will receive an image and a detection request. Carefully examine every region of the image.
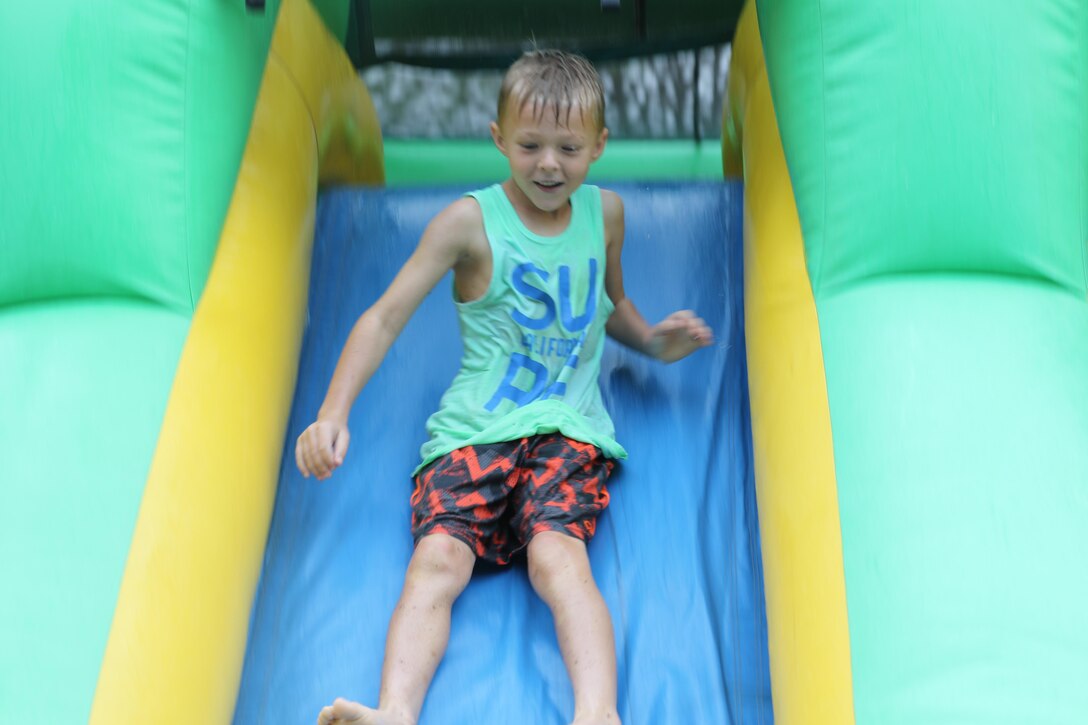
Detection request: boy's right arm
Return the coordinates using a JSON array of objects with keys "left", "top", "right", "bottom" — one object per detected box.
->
[{"left": 296, "top": 198, "right": 483, "bottom": 480}]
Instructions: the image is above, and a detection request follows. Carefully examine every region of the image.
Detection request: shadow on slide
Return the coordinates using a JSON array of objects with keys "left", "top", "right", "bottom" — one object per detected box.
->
[{"left": 233, "top": 182, "right": 773, "bottom": 724}]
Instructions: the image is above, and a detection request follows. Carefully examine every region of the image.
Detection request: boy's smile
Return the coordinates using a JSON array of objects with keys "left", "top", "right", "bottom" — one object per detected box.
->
[{"left": 490, "top": 101, "right": 608, "bottom": 230}]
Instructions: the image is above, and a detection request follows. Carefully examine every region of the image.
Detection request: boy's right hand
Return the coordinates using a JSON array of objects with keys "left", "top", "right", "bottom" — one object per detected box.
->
[{"left": 295, "top": 419, "right": 351, "bottom": 481}]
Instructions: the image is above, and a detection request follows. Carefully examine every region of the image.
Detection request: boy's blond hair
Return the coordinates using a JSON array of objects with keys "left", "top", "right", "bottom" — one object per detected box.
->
[{"left": 498, "top": 49, "right": 606, "bottom": 132}]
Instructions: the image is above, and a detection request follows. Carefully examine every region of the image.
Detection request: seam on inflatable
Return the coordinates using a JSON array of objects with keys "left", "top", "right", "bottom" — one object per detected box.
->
[
  {"left": 1080, "top": 19, "right": 1087, "bottom": 299},
  {"left": 182, "top": 0, "right": 193, "bottom": 312},
  {"left": 0, "top": 292, "right": 192, "bottom": 318},
  {"left": 818, "top": 267, "right": 1084, "bottom": 302},
  {"left": 814, "top": 0, "right": 829, "bottom": 299}
]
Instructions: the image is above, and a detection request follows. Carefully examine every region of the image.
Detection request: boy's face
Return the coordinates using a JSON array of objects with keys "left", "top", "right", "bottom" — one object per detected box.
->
[{"left": 490, "top": 100, "right": 607, "bottom": 216}]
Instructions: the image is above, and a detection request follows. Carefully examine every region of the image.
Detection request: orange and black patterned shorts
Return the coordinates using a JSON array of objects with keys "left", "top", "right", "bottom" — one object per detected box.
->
[{"left": 410, "top": 433, "right": 614, "bottom": 565}]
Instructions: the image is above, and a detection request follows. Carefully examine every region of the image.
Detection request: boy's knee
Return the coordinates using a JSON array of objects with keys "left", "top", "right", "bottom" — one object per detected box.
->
[
  {"left": 409, "top": 534, "right": 475, "bottom": 592},
  {"left": 526, "top": 531, "right": 588, "bottom": 596}
]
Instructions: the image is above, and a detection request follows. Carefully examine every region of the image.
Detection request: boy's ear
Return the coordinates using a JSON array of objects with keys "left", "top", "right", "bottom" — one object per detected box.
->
[
  {"left": 590, "top": 127, "right": 609, "bottom": 162},
  {"left": 490, "top": 121, "right": 509, "bottom": 156}
]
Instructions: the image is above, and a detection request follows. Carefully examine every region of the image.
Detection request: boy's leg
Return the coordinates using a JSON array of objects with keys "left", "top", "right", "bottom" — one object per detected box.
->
[
  {"left": 526, "top": 531, "right": 620, "bottom": 725},
  {"left": 317, "top": 533, "right": 476, "bottom": 725}
]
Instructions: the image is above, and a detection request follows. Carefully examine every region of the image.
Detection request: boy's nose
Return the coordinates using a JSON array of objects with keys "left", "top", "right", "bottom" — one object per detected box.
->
[{"left": 538, "top": 148, "right": 560, "bottom": 170}]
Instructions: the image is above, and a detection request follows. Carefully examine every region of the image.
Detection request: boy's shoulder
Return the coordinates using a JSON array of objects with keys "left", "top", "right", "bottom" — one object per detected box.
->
[
  {"left": 597, "top": 186, "right": 622, "bottom": 209},
  {"left": 597, "top": 187, "right": 624, "bottom": 243},
  {"left": 442, "top": 194, "right": 486, "bottom": 223},
  {"left": 428, "top": 195, "right": 486, "bottom": 238},
  {"left": 417, "top": 195, "right": 488, "bottom": 263}
]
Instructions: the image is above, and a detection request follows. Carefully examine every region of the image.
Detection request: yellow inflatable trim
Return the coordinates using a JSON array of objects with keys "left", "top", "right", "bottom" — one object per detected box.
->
[
  {"left": 90, "top": 1, "right": 382, "bottom": 723},
  {"left": 724, "top": 4, "right": 855, "bottom": 723}
]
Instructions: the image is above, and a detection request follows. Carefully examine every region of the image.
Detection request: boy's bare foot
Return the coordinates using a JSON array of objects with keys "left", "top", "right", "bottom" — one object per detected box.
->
[
  {"left": 570, "top": 710, "right": 621, "bottom": 725},
  {"left": 316, "top": 698, "right": 414, "bottom": 725}
]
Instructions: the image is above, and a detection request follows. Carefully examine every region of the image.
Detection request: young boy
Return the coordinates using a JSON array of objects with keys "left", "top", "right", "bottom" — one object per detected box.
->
[{"left": 297, "top": 49, "right": 712, "bottom": 725}]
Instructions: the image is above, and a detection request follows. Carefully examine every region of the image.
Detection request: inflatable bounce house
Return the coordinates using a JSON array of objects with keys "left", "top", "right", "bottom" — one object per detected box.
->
[{"left": 2, "top": 1, "right": 1085, "bottom": 723}]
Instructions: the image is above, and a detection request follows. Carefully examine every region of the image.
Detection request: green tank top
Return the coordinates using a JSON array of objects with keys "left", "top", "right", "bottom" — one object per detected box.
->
[{"left": 415, "top": 183, "right": 627, "bottom": 474}]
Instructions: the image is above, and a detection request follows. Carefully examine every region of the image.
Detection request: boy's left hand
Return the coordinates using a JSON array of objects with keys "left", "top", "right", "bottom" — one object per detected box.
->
[{"left": 648, "top": 310, "right": 714, "bottom": 363}]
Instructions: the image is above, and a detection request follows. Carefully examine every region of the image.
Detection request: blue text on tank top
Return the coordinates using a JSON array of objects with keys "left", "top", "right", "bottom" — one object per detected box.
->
[{"left": 484, "top": 257, "right": 598, "bottom": 411}]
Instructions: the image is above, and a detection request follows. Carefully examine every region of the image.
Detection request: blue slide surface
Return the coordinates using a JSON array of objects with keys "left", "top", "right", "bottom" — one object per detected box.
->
[{"left": 233, "top": 182, "right": 772, "bottom": 724}]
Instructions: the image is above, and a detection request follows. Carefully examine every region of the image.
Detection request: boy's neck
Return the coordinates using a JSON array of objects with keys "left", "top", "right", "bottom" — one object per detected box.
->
[{"left": 501, "top": 179, "right": 573, "bottom": 237}]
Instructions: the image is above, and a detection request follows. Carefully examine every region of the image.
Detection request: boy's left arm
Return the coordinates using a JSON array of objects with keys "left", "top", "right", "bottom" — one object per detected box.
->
[{"left": 601, "top": 189, "right": 713, "bottom": 363}]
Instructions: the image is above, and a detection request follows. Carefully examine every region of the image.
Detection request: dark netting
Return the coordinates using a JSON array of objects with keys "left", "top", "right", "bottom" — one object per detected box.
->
[{"left": 360, "top": 44, "right": 730, "bottom": 140}]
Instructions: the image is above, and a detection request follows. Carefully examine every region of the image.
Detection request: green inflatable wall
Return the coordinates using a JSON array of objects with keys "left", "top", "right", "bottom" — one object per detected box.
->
[
  {"left": 0, "top": 2, "right": 280, "bottom": 722},
  {"left": 759, "top": 0, "right": 1088, "bottom": 721}
]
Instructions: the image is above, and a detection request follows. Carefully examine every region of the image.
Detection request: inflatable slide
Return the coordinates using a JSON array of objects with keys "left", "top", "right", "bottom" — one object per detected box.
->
[
  {"left": 231, "top": 181, "right": 769, "bottom": 723},
  {"left": 2, "top": 0, "right": 1085, "bottom": 723}
]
